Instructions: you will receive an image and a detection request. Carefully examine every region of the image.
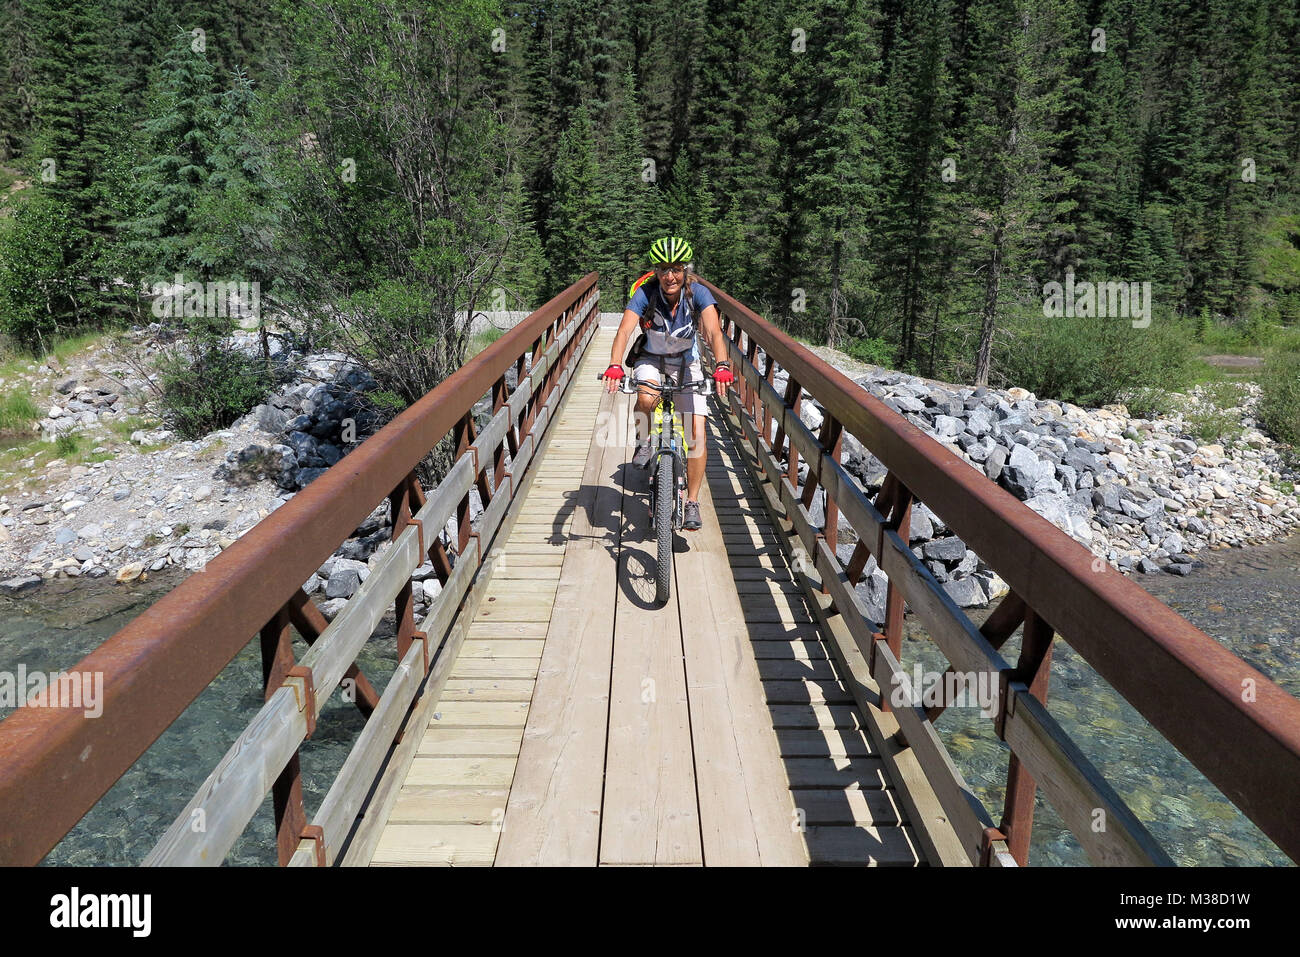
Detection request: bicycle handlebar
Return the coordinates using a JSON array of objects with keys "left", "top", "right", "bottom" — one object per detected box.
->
[{"left": 595, "top": 372, "right": 714, "bottom": 395}]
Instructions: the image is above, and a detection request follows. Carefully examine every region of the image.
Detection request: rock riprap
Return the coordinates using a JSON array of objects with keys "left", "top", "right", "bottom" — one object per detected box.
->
[{"left": 754, "top": 349, "right": 1299, "bottom": 614}]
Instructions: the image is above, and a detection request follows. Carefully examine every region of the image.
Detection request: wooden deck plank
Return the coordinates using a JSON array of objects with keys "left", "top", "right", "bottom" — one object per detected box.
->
[
  {"left": 387, "top": 787, "right": 510, "bottom": 824},
  {"left": 442, "top": 678, "right": 536, "bottom": 701},
  {"left": 676, "top": 420, "right": 809, "bottom": 866},
  {"left": 371, "top": 824, "right": 498, "bottom": 866},
  {"left": 466, "top": 621, "right": 549, "bottom": 639},
  {"left": 755, "top": 658, "right": 841, "bottom": 680},
  {"left": 487, "top": 553, "right": 565, "bottom": 567},
  {"left": 496, "top": 385, "right": 628, "bottom": 866},
  {"left": 769, "top": 703, "right": 867, "bottom": 730},
  {"left": 404, "top": 756, "right": 517, "bottom": 788},
  {"left": 471, "top": 595, "right": 554, "bottom": 622},
  {"left": 804, "top": 824, "right": 923, "bottom": 866},
  {"left": 459, "top": 640, "right": 545, "bottom": 658},
  {"left": 448, "top": 658, "right": 541, "bottom": 679},
  {"left": 775, "top": 728, "right": 875, "bottom": 757},
  {"left": 762, "top": 678, "right": 856, "bottom": 705},
  {"left": 791, "top": 789, "right": 907, "bottom": 826},
  {"left": 418, "top": 727, "right": 524, "bottom": 756},
  {"left": 426, "top": 701, "right": 531, "bottom": 726},
  {"left": 749, "top": 640, "right": 830, "bottom": 661},
  {"left": 491, "top": 566, "right": 564, "bottom": 580},
  {"left": 599, "top": 481, "right": 701, "bottom": 866}
]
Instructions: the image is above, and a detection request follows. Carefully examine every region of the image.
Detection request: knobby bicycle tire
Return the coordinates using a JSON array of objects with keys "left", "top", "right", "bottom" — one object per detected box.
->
[{"left": 655, "top": 451, "right": 673, "bottom": 603}]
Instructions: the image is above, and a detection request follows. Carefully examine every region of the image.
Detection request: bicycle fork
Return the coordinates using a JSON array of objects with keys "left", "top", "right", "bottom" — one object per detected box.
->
[{"left": 647, "top": 405, "right": 687, "bottom": 531}]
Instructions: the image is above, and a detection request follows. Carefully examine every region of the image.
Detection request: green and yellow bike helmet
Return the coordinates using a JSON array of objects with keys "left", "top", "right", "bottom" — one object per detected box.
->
[
  {"left": 649, "top": 235, "right": 694, "bottom": 266},
  {"left": 629, "top": 236, "right": 695, "bottom": 297}
]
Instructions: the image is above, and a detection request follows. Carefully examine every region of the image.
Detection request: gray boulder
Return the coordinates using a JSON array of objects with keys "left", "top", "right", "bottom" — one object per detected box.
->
[
  {"left": 922, "top": 536, "right": 967, "bottom": 562},
  {"left": 943, "top": 576, "right": 987, "bottom": 608},
  {"left": 984, "top": 445, "right": 1008, "bottom": 482}
]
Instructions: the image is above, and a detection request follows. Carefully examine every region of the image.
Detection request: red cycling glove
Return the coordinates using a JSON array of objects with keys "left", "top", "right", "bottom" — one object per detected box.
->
[
  {"left": 604, "top": 364, "right": 625, "bottom": 380},
  {"left": 713, "top": 361, "right": 734, "bottom": 384}
]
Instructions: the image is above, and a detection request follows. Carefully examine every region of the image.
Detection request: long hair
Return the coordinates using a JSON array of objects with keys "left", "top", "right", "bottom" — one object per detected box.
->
[{"left": 681, "top": 266, "right": 697, "bottom": 316}]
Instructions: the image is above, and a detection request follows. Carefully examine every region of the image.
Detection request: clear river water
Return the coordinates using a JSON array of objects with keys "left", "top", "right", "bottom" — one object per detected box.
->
[{"left": 1, "top": 531, "right": 1296, "bottom": 866}]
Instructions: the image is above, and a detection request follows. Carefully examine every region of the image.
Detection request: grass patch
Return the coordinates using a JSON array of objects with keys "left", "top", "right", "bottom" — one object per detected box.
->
[
  {"left": 0, "top": 389, "right": 41, "bottom": 434},
  {"left": 1192, "top": 316, "right": 1300, "bottom": 357},
  {"left": 467, "top": 324, "right": 506, "bottom": 358},
  {"left": 53, "top": 433, "right": 82, "bottom": 457},
  {"left": 48, "top": 330, "right": 104, "bottom": 364},
  {"left": 0, "top": 328, "right": 106, "bottom": 379},
  {"left": 109, "top": 414, "right": 156, "bottom": 439}
]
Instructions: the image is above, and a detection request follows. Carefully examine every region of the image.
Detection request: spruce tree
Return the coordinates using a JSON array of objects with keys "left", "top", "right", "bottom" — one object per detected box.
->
[
  {"left": 545, "top": 106, "right": 602, "bottom": 293},
  {"left": 871, "top": 0, "right": 957, "bottom": 371},
  {"left": 22, "top": 0, "right": 126, "bottom": 325},
  {"left": 120, "top": 28, "right": 221, "bottom": 280},
  {"left": 796, "top": 0, "right": 882, "bottom": 349},
  {"left": 597, "top": 71, "right": 651, "bottom": 299}
]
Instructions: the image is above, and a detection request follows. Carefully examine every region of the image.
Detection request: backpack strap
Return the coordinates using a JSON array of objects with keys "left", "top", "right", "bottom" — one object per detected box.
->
[
  {"left": 639, "top": 278, "right": 699, "bottom": 333},
  {"left": 638, "top": 278, "right": 657, "bottom": 332}
]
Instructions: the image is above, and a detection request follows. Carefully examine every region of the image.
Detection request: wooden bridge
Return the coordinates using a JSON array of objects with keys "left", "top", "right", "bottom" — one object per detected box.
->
[{"left": 2, "top": 274, "right": 1298, "bottom": 867}]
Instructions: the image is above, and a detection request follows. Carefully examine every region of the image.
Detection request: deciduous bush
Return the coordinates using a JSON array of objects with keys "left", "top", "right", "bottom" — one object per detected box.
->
[
  {"left": 995, "top": 310, "right": 1195, "bottom": 408},
  {"left": 1258, "top": 350, "right": 1300, "bottom": 447}
]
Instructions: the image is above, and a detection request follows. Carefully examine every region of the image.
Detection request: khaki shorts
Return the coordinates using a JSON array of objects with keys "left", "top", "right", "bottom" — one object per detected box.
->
[{"left": 632, "top": 354, "right": 710, "bottom": 418}]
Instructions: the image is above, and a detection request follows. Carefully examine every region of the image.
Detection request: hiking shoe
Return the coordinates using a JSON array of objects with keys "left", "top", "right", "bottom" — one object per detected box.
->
[
  {"left": 683, "top": 500, "right": 702, "bottom": 531},
  {"left": 632, "top": 439, "right": 653, "bottom": 468}
]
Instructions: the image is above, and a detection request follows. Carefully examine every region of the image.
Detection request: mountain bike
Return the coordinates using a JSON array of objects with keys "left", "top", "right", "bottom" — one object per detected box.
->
[{"left": 598, "top": 364, "right": 711, "bottom": 603}]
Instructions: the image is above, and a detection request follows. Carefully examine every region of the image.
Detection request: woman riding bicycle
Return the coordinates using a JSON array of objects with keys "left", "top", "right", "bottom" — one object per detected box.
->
[{"left": 602, "top": 236, "right": 734, "bottom": 531}]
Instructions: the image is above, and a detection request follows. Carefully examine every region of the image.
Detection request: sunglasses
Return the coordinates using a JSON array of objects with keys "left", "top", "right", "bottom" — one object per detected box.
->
[{"left": 655, "top": 265, "right": 686, "bottom": 276}]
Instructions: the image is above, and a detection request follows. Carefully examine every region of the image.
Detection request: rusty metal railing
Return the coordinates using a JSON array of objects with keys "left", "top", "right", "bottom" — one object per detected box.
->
[
  {"left": 700, "top": 277, "right": 1300, "bottom": 866},
  {"left": 0, "top": 273, "right": 601, "bottom": 866}
]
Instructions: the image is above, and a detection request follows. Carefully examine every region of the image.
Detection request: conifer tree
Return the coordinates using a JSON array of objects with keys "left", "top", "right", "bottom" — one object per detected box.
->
[
  {"left": 796, "top": 0, "right": 882, "bottom": 349},
  {"left": 545, "top": 106, "right": 602, "bottom": 293},
  {"left": 120, "top": 28, "right": 221, "bottom": 279}
]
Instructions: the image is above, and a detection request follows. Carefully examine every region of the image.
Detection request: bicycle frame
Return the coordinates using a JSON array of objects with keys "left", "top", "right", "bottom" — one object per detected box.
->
[
  {"left": 599, "top": 364, "right": 710, "bottom": 531},
  {"left": 647, "top": 389, "right": 689, "bottom": 530}
]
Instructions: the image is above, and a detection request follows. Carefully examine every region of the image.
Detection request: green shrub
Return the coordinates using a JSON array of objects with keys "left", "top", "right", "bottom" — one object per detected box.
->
[
  {"left": 995, "top": 309, "right": 1195, "bottom": 408},
  {"left": 1258, "top": 350, "right": 1300, "bottom": 447},
  {"left": 156, "top": 339, "right": 280, "bottom": 440},
  {"left": 1124, "top": 387, "right": 1176, "bottom": 418},
  {"left": 842, "top": 336, "right": 895, "bottom": 368},
  {"left": 0, "top": 192, "right": 85, "bottom": 349},
  {"left": 54, "top": 433, "right": 81, "bottom": 457},
  {"left": 1185, "top": 380, "right": 1247, "bottom": 444}
]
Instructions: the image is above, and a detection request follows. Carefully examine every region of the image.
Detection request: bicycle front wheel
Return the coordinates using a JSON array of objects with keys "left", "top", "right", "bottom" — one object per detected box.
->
[{"left": 655, "top": 451, "right": 673, "bottom": 603}]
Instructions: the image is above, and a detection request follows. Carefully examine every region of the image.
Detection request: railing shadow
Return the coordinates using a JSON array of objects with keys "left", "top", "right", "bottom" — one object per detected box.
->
[{"left": 702, "top": 415, "right": 911, "bottom": 865}]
